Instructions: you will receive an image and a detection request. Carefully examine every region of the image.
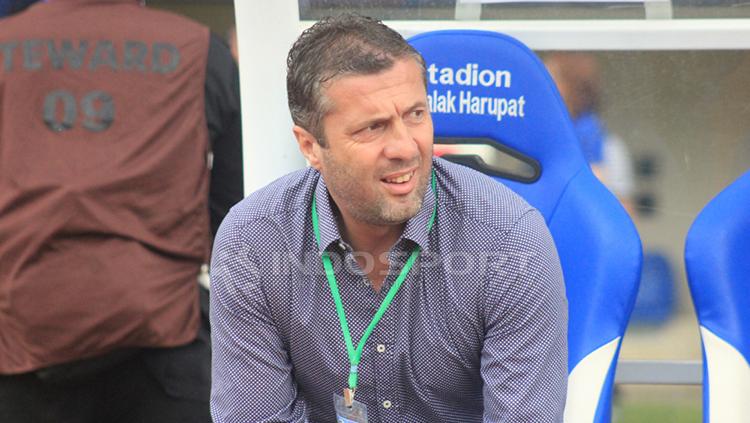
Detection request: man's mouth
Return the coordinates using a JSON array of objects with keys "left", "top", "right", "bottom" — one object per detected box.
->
[{"left": 383, "top": 170, "right": 415, "bottom": 184}]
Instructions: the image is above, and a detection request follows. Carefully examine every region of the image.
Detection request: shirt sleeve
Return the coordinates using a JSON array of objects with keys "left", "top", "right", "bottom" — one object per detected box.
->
[
  {"left": 480, "top": 209, "right": 568, "bottom": 422},
  {"left": 205, "top": 33, "right": 244, "bottom": 238},
  {"left": 209, "top": 216, "right": 308, "bottom": 423}
]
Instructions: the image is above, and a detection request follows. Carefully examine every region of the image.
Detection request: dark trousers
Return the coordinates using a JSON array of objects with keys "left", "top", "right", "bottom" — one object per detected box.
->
[{"left": 0, "top": 290, "right": 212, "bottom": 423}]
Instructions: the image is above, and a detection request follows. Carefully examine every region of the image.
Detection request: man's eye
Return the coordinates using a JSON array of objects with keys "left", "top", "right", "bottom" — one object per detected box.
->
[
  {"left": 353, "top": 122, "right": 385, "bottom": 141},
  {"left": 365, "top": 122, "right": 384, "bottom": 132},
  {"left": 408, "top": 109, "right": 425, "bottom": 122}
]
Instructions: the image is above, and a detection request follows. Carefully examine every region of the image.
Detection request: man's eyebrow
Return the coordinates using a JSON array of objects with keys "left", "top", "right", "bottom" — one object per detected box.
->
[
  {"left": 347, "top": 101, "right": 428, "bottom": 133},
  {"left": 404, "top": 101, "right": 428, "bottom": 112},
  {"left": 348, "top": 115, "right": 390, "bottom": 133}
]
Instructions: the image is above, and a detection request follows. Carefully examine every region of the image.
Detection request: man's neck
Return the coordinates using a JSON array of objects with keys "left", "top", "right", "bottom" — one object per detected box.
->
[
  {"left": 340, "top": 216, "right": 404, "bottom": 256},
  {"left": 336, "top": 210, "right": 405, "bottom": 293}
]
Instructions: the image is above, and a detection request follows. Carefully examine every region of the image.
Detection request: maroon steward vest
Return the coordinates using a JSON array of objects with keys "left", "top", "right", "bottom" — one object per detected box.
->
[{"left": 0, "top": 0, "right": 211, "bottom": 373}]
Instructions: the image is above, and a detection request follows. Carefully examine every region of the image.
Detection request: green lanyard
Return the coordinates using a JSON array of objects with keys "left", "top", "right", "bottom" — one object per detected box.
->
[{"left": 311, "top": 171, "right": 438, "bottom": 401}]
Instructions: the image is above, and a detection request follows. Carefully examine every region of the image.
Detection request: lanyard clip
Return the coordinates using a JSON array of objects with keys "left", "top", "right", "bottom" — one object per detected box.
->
[
  {"left": 343, "top": 387, "right": 356, "bottom": 407},
  {"left": 344, "top": 365, "right": 358, "bottom": 407}
]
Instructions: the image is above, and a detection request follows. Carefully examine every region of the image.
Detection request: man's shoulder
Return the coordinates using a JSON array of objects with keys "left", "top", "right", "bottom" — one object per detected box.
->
[
  {"left": 223, "top": 167, "right": 318, "bottom": 233},
  {"left": 435, "top": 158, "right": 537, "bottom": 233}
]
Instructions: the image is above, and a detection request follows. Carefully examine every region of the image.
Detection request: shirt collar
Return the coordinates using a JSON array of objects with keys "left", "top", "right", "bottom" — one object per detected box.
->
[
  {"left": 313, "top": 175, "right": 343, "bottom": 253},
  {"left": 312, "top": 165, "right": 436, "bottom": 254},
  {"left": 400, "top": 169, "right": 436, "bottom": 251}
]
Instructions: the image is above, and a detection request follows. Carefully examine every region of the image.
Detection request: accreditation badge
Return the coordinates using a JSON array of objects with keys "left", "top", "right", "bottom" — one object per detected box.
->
[{"left": 334, "top": 393, "right": 368, "bottom": 423}]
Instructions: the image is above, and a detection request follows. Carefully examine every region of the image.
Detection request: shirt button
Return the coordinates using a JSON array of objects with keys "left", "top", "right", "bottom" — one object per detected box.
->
[
  {"left": 382, "top": 400, "right": 392, "bottom": 409},
  {"left": 376, "top": 344, "right": 386, "bottom": 353}
]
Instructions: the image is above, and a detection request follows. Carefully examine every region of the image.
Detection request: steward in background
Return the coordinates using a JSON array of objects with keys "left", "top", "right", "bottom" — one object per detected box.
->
[{"left": 0, "top": 1, "right": 243, "bottom": 422}]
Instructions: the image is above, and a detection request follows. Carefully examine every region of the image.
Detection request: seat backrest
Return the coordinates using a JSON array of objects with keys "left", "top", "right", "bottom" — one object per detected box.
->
[
  {"left": 685, "top": 170, "right": 750, "bottom": 423},
  {"left": 410, "top": 30, "right": 643, "bottom": 423}
]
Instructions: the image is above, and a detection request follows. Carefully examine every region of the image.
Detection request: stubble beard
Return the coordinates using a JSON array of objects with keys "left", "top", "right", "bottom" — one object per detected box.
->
[
  {"left": 321, "top": 153, "right": 430, "bottom": 227},
  {"left": 366, "top": 172, "right": 428, "bottom": 225}
]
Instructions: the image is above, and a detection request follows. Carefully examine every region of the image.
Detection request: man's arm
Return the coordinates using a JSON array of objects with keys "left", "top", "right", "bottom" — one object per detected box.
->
[
  {"left": 481, "top": 209, "right": 568, "bottom": 422},
  {"left": 205, "top": 33, "right": 244, "bottom": 238},
  {"left": 210, "top": 217, "right": 307, "bottom": 422}
]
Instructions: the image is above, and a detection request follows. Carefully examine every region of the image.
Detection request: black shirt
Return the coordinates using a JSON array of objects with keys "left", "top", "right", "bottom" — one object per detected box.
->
[{"left": 205, "top": 33, "right": 244, "bottom": 237}]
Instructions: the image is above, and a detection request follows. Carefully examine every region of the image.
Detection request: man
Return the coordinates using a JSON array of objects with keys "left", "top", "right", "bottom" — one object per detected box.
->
[
  {"left": 211, "top": 14, "right": 566, "bottom": 422},
  {"left": 544, "top": 52, "right": 635, "bottom": 216},
  {"left": 0, "top": 1, "right": 242, "bottom": 422}
]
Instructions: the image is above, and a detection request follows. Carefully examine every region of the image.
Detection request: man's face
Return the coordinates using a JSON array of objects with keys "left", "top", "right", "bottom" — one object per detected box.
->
[
  {"left": 309, "top": 58, "right": 433, "bottom": 227},
  {"left": 545, "top": 60, "right": 575, "bottom": 117}
]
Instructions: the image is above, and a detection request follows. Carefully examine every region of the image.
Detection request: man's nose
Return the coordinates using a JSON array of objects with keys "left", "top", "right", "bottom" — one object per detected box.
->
[{"left": 383, "top": 119, "right": 419, "bottom": 161}]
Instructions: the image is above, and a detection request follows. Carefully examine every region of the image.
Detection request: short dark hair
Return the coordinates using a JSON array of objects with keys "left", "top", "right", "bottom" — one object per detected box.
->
[{"left": 286, "top": 13, "right": 426, "bottom": 146}]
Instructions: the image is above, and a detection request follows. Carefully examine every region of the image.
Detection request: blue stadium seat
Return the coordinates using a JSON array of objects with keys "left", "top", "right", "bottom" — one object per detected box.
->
[
  {"left": 409, "top": 30, "right": 643, "bottom": 422},
  {"left": 630, "top": 251, "right": 676, "bottom": 327},
  {"left": 685, "top": 170, "right": 750, "bottom": 422}
]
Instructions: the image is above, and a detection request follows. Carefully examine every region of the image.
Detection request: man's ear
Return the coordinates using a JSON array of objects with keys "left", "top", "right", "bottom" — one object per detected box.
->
[{"left": 293, "top": 125, "right": 323, "bottom": 170}]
